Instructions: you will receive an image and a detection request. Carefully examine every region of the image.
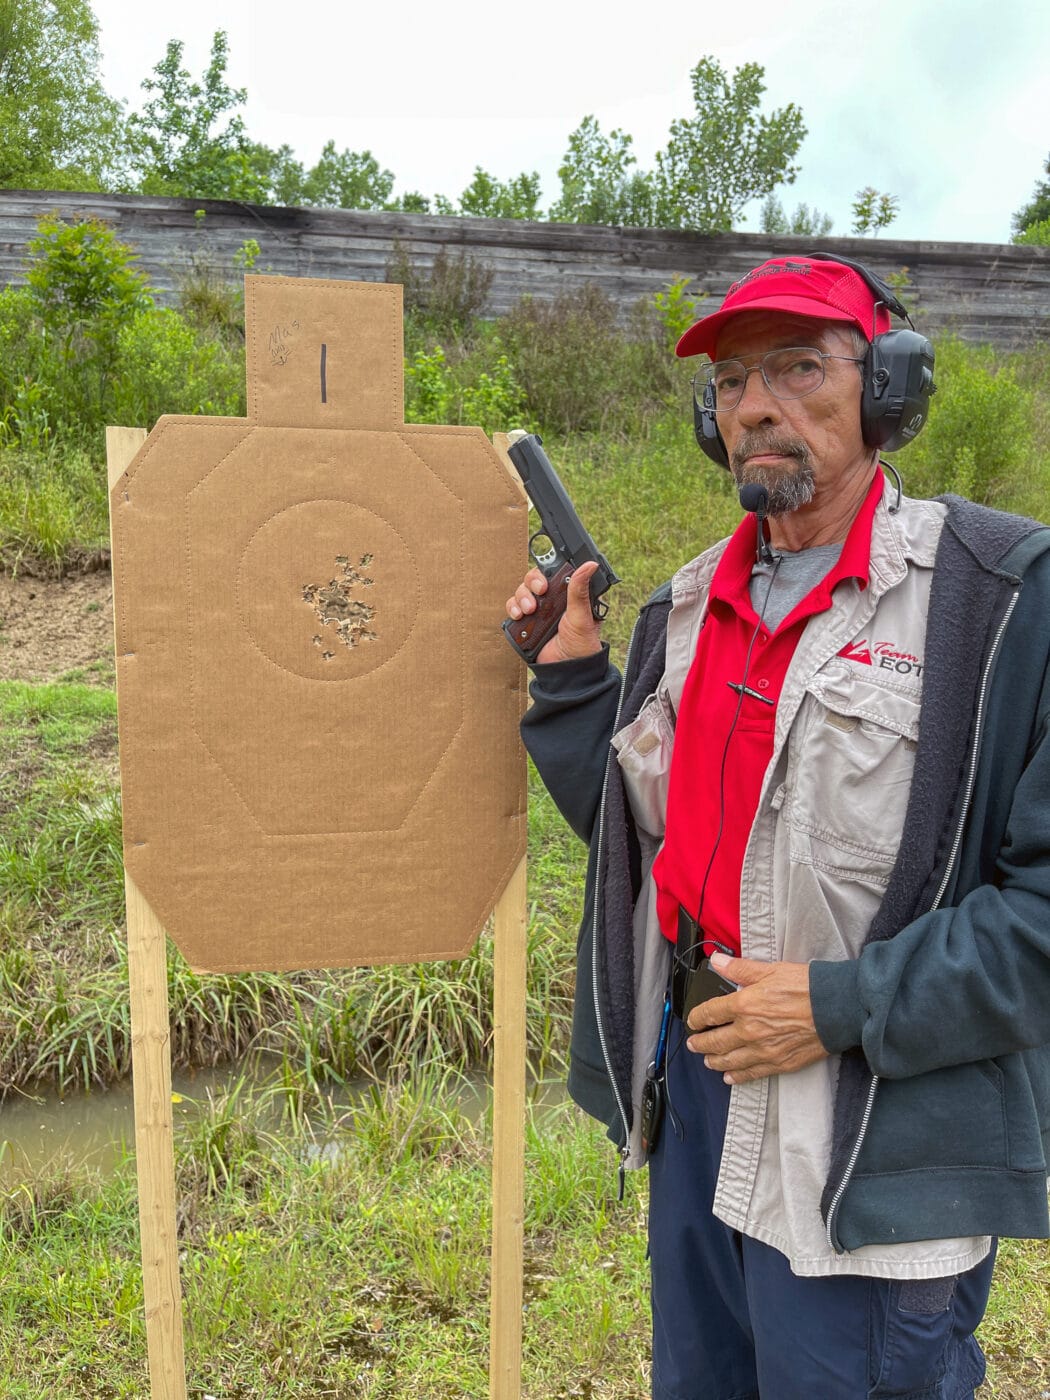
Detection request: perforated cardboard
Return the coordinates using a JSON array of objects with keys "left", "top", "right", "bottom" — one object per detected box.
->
[{"left": 110, "top": 275, "right": 527, "bottom": 972}]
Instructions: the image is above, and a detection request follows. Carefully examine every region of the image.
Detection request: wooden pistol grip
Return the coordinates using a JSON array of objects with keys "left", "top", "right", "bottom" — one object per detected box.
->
[{"left": 505, "top": 560, "right": 575, "bottom": 662}]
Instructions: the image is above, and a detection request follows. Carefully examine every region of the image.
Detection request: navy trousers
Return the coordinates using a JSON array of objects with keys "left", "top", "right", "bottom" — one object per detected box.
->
[{"left": 647, "top": 1035, "right": 996, "bottom": 1400}]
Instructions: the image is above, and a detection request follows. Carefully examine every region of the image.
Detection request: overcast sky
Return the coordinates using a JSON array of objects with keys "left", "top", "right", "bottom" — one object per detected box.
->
[{"left": 88, "top": 0, "right": 1050, "bottom": 246}]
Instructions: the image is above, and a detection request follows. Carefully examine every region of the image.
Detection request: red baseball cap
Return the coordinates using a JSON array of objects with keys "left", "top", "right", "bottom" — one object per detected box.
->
[{"left": 676, "top": 257, "right": 893, "bottom": 359}]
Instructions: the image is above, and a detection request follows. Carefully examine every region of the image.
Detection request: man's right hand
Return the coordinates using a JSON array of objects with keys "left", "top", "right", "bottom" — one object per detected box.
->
[{"left": 505, "top": 559, "right": 604, "bottom": 664}]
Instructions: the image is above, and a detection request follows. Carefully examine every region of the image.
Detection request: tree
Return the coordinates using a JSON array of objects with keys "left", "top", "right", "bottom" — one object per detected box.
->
[
  {"left": 24, "top": 214, "right": 153, "bottom": 429},
  {"left": 1013, "top": 217, "right": 1050, "bottom": 247},
  {"left": 299, "top": 141, "right": 395, "bottom": 210},
  {"left": 455, "top": 167, "right": 543, "bottom": 220},
  {"left": 0, "top": 0, "right": 128, "bottom": 190},
  {"left": 850, "top": 187, "right": 900, "bottom": 236},
  {"left": 128, "top": 30, "right": 271, "bottom": 200},
  {"left": 759, "top": 194, "right": 833, "bottom": 237},
  {"left": 652, "top": 57, "right": 806, "bottom": 231},
  {"left": 549, "top": 116, "right": 656, "bottom": 225},
  {"left": 387, "top": 191, "right": 431, "bottom": 214},
  {"left": 246, "top": 143, "right": 308, "bottom": 206},
  {"left": 1012, "top": 152, "right": 1050, "bottom": 237}
]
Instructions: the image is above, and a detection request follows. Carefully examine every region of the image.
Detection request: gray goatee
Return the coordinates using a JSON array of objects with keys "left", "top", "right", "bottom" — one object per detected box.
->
[{"left": 730, "top": 434, "right": 815, "bottom": 515}]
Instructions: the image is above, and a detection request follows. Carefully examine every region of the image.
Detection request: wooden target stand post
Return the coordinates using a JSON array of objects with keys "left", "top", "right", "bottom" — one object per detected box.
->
[{"left": 106, "top": 276, "right": 533, "bottom": 1400}]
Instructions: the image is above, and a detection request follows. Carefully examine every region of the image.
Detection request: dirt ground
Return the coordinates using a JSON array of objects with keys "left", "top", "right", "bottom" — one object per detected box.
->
[{"left": 0, "top": 567, "right": 115, "bottom": 684}]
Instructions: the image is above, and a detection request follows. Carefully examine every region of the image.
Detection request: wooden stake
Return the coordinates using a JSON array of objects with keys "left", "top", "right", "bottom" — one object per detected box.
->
[
  {"left": 489, "top": 853, "right": 528, "bottom": 1400},
  {"left": 107, "top": 427, "right": 188, "bottom": 1400}
]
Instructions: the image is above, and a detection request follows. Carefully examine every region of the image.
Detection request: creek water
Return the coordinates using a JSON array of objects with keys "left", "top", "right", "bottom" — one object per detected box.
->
[
  {"left": 0, "top": 1061, "right": 567, "bottom": 1184},
  {"left": 0, "top": 1062, "right": 261, "bottom": 1183}
]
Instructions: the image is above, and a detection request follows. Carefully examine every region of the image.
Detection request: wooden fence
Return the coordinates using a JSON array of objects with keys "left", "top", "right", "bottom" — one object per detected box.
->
[{"left": 2, "top": 189, "right": 1049, "bottom": 346}]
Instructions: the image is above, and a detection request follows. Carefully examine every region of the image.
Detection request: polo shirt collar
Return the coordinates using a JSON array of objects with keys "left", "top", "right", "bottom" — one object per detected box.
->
[{"left": 710, "top": 466, "right": 885, "bottom": 618}]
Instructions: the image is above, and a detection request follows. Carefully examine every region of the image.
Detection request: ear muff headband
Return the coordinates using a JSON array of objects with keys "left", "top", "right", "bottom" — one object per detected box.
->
[{"left": 693, "top": 254, "right": 936, "bottom": 469}]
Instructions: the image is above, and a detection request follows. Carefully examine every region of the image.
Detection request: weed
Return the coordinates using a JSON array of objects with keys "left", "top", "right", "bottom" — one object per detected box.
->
[
  {"left": 386, "top": 241, "right": 494, "bottom": 344},
  {"left": 894, "top": 337, "right": 1035, "bottom": 504},
  {"left": 0, "top": 446, "right": 109, "bottom": 575}
]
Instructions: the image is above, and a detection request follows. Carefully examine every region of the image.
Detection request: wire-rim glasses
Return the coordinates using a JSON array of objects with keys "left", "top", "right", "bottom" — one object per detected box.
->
[{"left": 695, "top": 347, "right": 865, "bottom": 413}]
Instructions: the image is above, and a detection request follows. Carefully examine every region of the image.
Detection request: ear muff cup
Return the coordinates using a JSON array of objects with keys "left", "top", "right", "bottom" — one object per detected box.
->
[
  {"left": 860, "top": 328, "right": 936, "bottom": 451},
  {"left": 694, "top": 383, "right": 730, "bottom": 470}
]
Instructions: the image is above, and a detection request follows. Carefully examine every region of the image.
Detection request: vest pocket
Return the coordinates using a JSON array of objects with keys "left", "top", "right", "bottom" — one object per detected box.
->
[
  {"left": 612, "top": 688, "right": 675, "bottom": 840},
  {"left": 783, "top": 669, "right": 920, "bottom": 882}
]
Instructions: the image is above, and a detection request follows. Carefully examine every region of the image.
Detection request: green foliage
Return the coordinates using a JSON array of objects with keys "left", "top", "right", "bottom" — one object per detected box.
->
[
  {"left": 404, "top": 344, "right": 526, "bottom": 436},
  {"left": 851, "top": 186, "right": 900, "bottom": 236},
  {"left": 298, "top": 139, "right": 395, "bottom": 210},
  {"left": 895, "top": 338, "right": 1034, "bottom": 504},
  {"left": 109, "top": 307, "right": 246, "bottom": 429},
  {"left": 652, "top": 57, "right": 806, "bottom": 231},
  {"left": 24, "top": 214, "right": 152, "bottom": 436},
  {"left": 0, "top": 447, "right": 108, "bottom": 570},
  {"left": 759, "top": 193, "right": 833, "bottom": 236},
  {"left": 550, "top": 116, "right": 656, "bottom": 226},
  {"left": 1011, "top": 150, "right": 1050, "bottom": 237},
  {"left": 0, "top": 0, "right": 129, "bottom": 191},
  {"left": 0, "top": 215, "right": 251, "bottom": 468},
  {"left": 0, "top": 287, "right": 52, "bottom": 452},
  {"left": 454, "top": 166, "right": 543, "bottom": 220},
  {"left": 128, "top": 30, "right": 266, "bottom": 200},
  {"left": 176, "top": 248, "right": 247, "bottom": 340},
  {"left": 405, "top": 346, "right": 455, "bottom": 422},
  {"left": 1013, "top": 216, "right": 1050, "bottom": 247},
  {"left": 390, "top": 189, "right": 433, "bottom": 214},
  {"left": 26, "top": 215, "right": 151, "bottom": 340},
  {"left": 652, "top": 275, "right": 706, "bottom": 353},
  {"left": 500, "top": 284, "right": 683, "bottom": 436}
]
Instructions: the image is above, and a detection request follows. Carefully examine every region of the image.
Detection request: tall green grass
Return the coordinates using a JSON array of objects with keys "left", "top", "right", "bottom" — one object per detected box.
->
[{"left": 0, "top": 447, "right": 110, "bottom": 573}]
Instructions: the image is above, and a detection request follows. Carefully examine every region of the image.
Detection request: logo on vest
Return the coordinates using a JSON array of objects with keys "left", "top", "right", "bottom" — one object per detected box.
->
[{"left": 838, "top": 637, "right": 923, "bottom": 678}]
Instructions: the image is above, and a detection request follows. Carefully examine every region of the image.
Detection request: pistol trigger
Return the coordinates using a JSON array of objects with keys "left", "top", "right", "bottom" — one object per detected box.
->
[{"left": 592, "top": 597, "right": 610, "bottom": 621}]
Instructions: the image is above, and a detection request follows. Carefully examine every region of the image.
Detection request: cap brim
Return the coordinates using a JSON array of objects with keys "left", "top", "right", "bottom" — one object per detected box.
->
[{"left": 675, "top": 296, "right": 863, "bottom": 359}]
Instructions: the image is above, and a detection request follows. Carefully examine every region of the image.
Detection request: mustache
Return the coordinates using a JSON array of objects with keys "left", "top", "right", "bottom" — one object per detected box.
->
[{"left": 730, "top": 433, "right": 809, "bottom": 473}]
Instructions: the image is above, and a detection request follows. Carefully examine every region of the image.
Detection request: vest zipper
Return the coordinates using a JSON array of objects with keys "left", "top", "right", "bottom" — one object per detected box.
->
[
  {"left": 825, "top": 585, "right": 1021, "bottom": 1252},
  {"left": 592, "top": 618, "right": 643, "bottom": 1181}
]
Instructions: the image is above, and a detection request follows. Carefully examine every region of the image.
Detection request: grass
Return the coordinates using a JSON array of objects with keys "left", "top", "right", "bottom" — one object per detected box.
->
[
  {"left": 0, "top": 446, "right": 110, "bottom": 575},
  {"left": 0, "top": 1075, "right": 652, "bottom": 1398}
]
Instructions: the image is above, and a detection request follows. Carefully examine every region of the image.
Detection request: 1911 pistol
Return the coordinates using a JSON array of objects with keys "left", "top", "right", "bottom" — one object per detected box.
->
[{"left": 502, "top": 432, "right": 619, "bottom": 664}]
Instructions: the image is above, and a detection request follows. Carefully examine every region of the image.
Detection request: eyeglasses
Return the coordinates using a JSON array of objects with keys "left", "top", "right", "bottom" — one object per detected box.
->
[{"left": 695, "top": 347, "right": 865, "bottom": 413}]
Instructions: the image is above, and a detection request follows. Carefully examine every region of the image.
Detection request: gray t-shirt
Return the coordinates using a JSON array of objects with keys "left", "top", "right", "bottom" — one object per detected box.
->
[{"left": 749, "top": 543, "right": 843, "bottom": 632}]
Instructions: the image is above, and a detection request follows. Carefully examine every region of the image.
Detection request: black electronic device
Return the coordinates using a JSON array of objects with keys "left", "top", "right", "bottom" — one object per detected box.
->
[
  {"left": 672, "top": 907, "right": 738, "bottom": 1021},
  {"left": 738, "top": 483, "right": 776, "bottom": 564},
  {"left": 640, "top": 1073, "right": 665, "bottom": 1156},
  {"left": 691, "top": 252, "right": 936, "bottom": 470}
]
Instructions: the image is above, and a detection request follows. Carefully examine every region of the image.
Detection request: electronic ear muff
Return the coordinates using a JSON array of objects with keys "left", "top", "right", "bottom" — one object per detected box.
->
[{"left": 693, "top": 251, "right": 937, "bottom": 470}]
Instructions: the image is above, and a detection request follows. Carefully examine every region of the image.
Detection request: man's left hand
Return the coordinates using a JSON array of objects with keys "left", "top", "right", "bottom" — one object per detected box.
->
[{"left": 686, "top": 954, "right": 828, "bottom": 1085}]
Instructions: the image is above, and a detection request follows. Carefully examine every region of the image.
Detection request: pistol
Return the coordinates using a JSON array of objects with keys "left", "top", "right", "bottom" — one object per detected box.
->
[{"left": 502, "top": 432, "right": 619, "bottom": 664}]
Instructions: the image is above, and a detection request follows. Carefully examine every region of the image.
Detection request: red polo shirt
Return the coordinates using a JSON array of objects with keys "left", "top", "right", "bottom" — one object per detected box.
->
[{"left": 651, "top": 469, "right": 883, "bottom": 954}]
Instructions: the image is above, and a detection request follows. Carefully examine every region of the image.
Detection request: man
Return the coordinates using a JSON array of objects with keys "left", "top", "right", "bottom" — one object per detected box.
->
[{"left": 506, "top": 256, "right": 1050, "bottom": 1399}]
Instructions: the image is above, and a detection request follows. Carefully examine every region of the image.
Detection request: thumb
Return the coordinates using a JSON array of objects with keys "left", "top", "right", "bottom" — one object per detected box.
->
[
  {"left": 566, "top": 559, "right": 599, "bottom": 611},
  {"left": 709, "top": 952, "right": 771, "bottom": 985}
]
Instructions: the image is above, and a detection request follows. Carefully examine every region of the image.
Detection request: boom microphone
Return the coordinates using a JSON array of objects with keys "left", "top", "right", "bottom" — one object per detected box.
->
[{"left": 738, "top": 484, "right": 776, "bottom": 565}]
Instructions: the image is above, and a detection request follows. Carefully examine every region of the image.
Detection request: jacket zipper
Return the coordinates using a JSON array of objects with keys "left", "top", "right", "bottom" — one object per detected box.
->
[
  {"left": 825, "top": 585, "right": 1021, "bottom": 1251},
  {"left": 593, "top": 616, "right": 643, "bottom": 1195}
]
